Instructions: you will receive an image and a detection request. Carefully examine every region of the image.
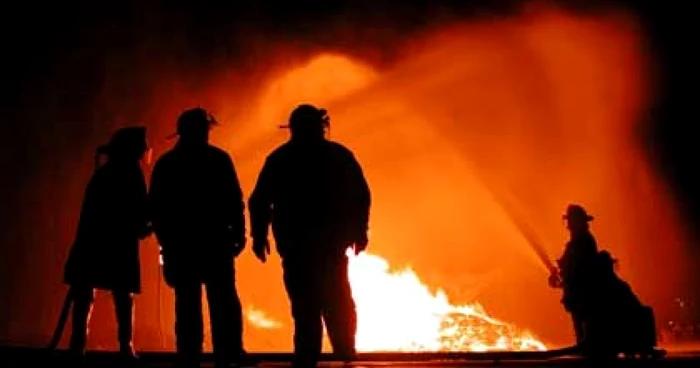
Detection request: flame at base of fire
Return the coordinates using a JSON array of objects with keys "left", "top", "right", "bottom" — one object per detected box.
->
[
  {"left": 246, "top": 307, "right": 283, "bottom": 329},
  {"left": 348, "top": 251, "right": 546, "bottom": 352},
  {"left": 246, "top": 250, "right": 547, "bottom": 352}
]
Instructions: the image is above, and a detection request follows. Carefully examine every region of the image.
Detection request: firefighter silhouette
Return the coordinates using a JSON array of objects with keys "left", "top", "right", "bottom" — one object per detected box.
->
[
  {"left": 149, "top": 108, "right": 246, "bottom": 368},
  {"left": 550, "top": 204, "right": 599, "bottom": 344},
  {"left": 63, "top": 126, "right": 151, "bottom": 360},
  {"left": 550, "top": 205, "right": 662, "bottom": 358},
  {"left": 249, "top": 104, "right": 371, "bottom": 367}
]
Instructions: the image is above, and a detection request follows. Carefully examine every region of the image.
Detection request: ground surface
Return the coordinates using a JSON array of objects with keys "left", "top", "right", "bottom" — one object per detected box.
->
[{"left": 1, "top": 346, "right": 699, "bottom": 368}]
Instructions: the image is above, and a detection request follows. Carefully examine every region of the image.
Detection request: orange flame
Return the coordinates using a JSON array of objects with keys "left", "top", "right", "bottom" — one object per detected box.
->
[
  {"left": 245, "top": 250, "right": 546, "bottom": 351},
  {"left": 348, "top": 250, "right": 546, "bottom": 351},
  {"left": 246, "top": 307, "right": 283, "bottom": 329}
]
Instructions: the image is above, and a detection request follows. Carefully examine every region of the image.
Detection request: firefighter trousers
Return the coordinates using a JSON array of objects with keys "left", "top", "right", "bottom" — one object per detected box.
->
[
  {"left": 172, "top": 258, "right": 244, "bottom": 367},
  {"left": 283, "top": 256, "right": 357, "bottom": 366},
  {"left": 69, "top": 286, "right": 135, "bottom": 355}
]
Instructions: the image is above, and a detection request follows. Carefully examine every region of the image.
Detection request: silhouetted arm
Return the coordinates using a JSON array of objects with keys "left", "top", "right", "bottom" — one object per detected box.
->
[
  {"left": 346, "top": 153, "right": 371, "bottom": 245},
  {"left": 148, "top": 159, "right": 170, "bottom": 248},
  {"left": 248, "top": 157, "right": 274, "bottom": 242},
  {"left": 223, "top": 154, "right": 246, "bottom": 242}
]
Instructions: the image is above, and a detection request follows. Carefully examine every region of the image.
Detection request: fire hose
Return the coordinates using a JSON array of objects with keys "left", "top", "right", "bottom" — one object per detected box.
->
[{"left": 46, "top": 288, "right": 73, "bottom": 350}]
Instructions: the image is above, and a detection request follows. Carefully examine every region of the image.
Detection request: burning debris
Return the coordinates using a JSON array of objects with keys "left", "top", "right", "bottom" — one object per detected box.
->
[
  {"left": 438, "top": 308, "right": 546, "bottom": 351},
  {"left": 247, "top": 250, "right": 546, "bottom": 352}
]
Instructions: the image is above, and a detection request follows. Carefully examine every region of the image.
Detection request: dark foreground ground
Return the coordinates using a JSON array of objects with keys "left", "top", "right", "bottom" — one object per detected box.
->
[{"left": 1, "top": 346, "right": 700, "bottom": 368}]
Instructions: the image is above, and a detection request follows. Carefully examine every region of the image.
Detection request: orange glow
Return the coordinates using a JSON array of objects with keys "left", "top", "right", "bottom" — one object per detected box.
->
[
  {"left": 245, "top": 307, "right": 283, "bottom": 330},
  {"left": 136, "top": 4, "right": 691, "bottom": 353},
  {"left": 347, "top": 250, "right": 545, "bottom": 351},
  {"left": 245, "top": 249, "right": 546, "bottom": 351}
]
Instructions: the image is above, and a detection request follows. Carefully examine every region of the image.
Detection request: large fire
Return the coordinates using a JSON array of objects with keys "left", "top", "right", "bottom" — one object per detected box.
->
[
  {"left": 348, "top": 250, "right": 546, "bottom": 351},
  {"left": 243, "top": 250, "right": 546, "bottom": 352}
]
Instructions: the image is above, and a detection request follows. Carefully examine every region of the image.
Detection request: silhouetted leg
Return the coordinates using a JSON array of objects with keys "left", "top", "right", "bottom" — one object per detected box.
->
[
  {"left": 205, "top": 259, "right": 244, "bottom": 367},
  {"left": 174, "top": 281, "right": 204, "bottom": 368},
  {"left": 69, "top": 286, "right": 95, "bottom": 356},
  {"left": 284, "top": 265, "right": 323, "bottom": 367},
  {"left": 322, "top": 259, "right": 357, "bottom": 361},
  {"left": 113, "top": 290, "right": 137, "bottom": 358}
]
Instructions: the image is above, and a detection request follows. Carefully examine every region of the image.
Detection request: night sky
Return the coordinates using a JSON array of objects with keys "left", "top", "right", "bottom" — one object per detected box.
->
[{"left": 0, "top": 0, "right": 697, "bottom": 348}]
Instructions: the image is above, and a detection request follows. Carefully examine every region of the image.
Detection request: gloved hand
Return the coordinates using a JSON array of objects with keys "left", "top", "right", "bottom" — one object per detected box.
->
[
  {"left": 253, "top": 238, "right": 271, "bottom": 263},
  {"left": 352, "top": 232, "right": 368, "bottom": 255},
  {"left": 548, "top": 266, "right": 562, "bottom": 288}
]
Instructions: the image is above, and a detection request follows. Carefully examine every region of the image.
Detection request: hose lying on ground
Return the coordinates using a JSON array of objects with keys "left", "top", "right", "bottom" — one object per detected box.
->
[{"left": 46, "top": 289, "right": 73, "bottom": 351}]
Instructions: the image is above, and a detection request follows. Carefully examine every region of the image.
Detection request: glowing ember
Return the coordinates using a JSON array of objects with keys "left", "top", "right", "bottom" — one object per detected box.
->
[
  {"left": 246, "top": 307, "right": 283, "bottom": 329},
  {"left": 246, "top": 249, "right": 546, "bottom": 352}
]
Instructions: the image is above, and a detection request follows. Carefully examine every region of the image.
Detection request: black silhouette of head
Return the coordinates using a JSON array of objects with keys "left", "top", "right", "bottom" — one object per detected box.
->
[
  {"left": 171, "top": 107, "right": 217, "bottom": 145},
  {"left": 282, "top": 104, "right": 329, "bottom": 141},
  {"left": 98, "top": 126, "right": 148, "bottom": 164}
]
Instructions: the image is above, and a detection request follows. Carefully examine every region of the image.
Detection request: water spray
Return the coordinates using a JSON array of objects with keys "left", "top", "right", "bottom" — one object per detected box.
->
[
  {"left": 450, "top": 145, "right": 557, "bottom": 274},
  {"left": 484, "top": 185, "right": 556, "bottom": 272}
]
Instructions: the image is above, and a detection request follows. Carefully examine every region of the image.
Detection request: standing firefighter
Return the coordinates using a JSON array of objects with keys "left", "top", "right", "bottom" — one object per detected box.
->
[
  {"left": 63, "top": 127, "right": 151, "bottom": 360},
  {"left": 149, "top": 108, "right": 246, "bottom": 368},
  {"left": 550, "top": 204, "right": 599, "bottom": 345},
  {"left": 585, "top": 251, "right": 659, "bottom": 357},
  {"left": 249, "top": 104, "right": 371, "bottom": 367}
]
